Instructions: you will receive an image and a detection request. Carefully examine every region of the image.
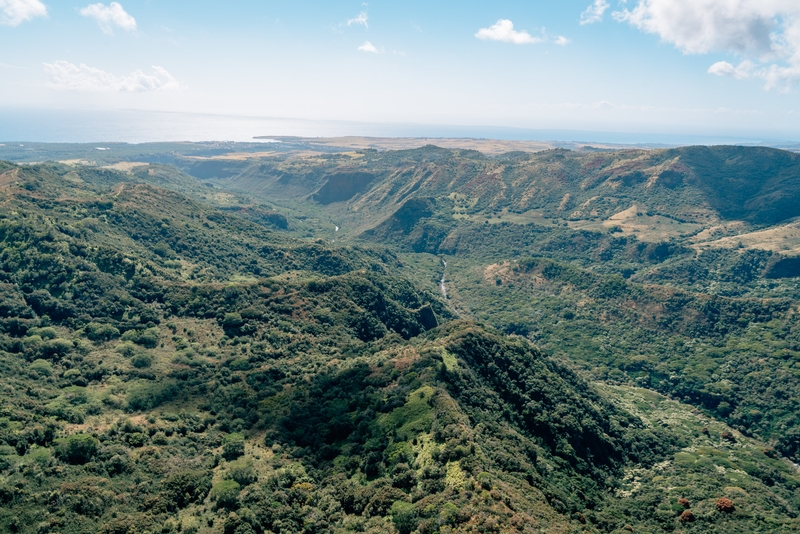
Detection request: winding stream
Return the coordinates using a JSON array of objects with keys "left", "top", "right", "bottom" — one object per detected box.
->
[{"left": 440, "top": 258, "right": 448, "bottom": 299}]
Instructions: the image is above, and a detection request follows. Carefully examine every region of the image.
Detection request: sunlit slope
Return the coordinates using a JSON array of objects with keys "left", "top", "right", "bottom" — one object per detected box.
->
[
  {"left": 1, "top": 160, "right": 797, "bottom": 533},
  {"left": 185, "top": 145, "right": 800, "bottom": 234}
]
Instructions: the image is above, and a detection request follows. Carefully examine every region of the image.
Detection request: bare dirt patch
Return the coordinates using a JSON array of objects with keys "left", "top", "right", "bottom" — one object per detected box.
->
[
  {"left": 693, "top": 220, "right": 800, "bottom": 255},
  {"left": 599, "top": 204, "right": 702, "bottom": 242},
  {"left": 103, "top": 162, "right": 150, "bottom": 172}
]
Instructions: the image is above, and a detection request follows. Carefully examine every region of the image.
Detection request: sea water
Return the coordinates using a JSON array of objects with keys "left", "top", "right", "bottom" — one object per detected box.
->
[{"left": 1, "top": 108, "right": 797, "bottom": 146}]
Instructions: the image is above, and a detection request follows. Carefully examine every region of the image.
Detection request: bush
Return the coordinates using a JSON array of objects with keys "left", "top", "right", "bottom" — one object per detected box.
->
[
  {"left": 55, "top": 434, "right": 99, "bottom": 465},
  {"left": 85, "top": 322, "right": 121, "bottom": 342},
  {"left": 41, "top": 338, "right": 73, "bottom": 359},
  {"left": 222, "top": 313, "right": 244, "bottom": 332},
  {"left": 229, "top": 358, "right": 251, "bottom": 371},
  {"left": 223, "top": 312, "right": 244, "bottom": 327},
  {"left": 477, "top": 472, "right": 492, "bottom": 490},
  {"left": 126, "top": 432, "right": 147, "bottom": 447},
  {"left": 105, "top": 454, "right": 132, "bottom": 476},
  {"left": 222, "top": 433, "right": 245, "bottom": 460},
  {"left": 138, "top": 328, "right": 160, "bottom": 348},
  {"left": 126, "top": 380, "right": 179, "bottom": 411},
  {"left": 121, "top": 328, "right": 160, "bottom": 348},
  {"left": 56, "top": 479, "right": 110, "bottom": 516},
  {"left": 29, "top": 359, "right": 53, "bottom": 376},
  {"left": 227, "top": 459, "right": 257, "bottom": 486},
  {"left": 114, "top": 342, "right": 138, "bottom": 358},
  {"left": 98, "top": 516, "right": 139, "bottom": 534},
  {"left": 131, "top": 352, "right": 153, "bottom": 369},
  {"left": 210, "top": 480, "right": 241, "bottom": 510},
  {"left": 28, "top": 326, "right": 57, "bottom": 340},
  {"left": 161, "top": 469, "right": 212, "bottom": 511},
  {"left": 391, "top": 501, "right": 418, "bottom": 534}
]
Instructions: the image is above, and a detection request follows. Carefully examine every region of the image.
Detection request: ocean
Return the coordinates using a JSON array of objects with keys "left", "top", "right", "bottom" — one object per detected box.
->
[{"left": 1, "top": 108, "right": 798, "bottom": 147}]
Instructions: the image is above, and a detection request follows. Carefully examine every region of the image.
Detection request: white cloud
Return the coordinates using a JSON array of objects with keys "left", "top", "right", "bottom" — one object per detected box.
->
[
  {"left": 708, "top": 59, "right": 800, "bottom": 90},
  {"left": 613, "top": 0, "right": 800, "bottom": 90},
  {"left": 580, "top": 0, "right": 610, "bottom": 25},
  {"left": 347, "top": 11, "right": 368, "bottom": 28},
  {"left": 708, "top": 60, "right": 754, "bottom": 79},
  {"left": 358, "top": 41, "right": 378, "bottom": 53},
  {"left": 43, "top": 61, "right": 181, "bottom": 92},
  {"left": 475, "top": 20, "right": 570, "bottom": 47},
  {"left": 80, "top": 2, "right": 136, "bottom": 34},
  {"left": 0, "top": 0, "right": 47, "bottom": 26},
  {"left": 475, "top": 19, "right": 541, "bottom": 45},
  {"left": 612, "top": 0, "right": 782, "bottom": 55}
]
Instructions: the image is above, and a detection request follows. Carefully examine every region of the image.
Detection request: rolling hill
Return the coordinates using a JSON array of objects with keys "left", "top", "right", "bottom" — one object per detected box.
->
[{"left": 1, "top": 143, "right": 800, "bottom": 533}]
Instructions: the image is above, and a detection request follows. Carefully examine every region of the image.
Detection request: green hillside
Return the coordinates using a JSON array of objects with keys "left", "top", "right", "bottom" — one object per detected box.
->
[
  {"left": 188, "top": 145, "right": 800, "bottom": 232},
  {"left": 0, "top": 144, "right": 799, "bottom": 534}
]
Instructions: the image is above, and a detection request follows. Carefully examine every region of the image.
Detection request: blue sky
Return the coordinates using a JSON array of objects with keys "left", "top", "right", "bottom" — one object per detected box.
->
[{"left": 2, "top": 0, "right": 800, "bottom": 139}]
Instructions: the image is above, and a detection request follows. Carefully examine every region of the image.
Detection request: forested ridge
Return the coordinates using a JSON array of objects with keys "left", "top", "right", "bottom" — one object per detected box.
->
[{"left": 0, "top": 147, "right": 799, "bottom": 534}]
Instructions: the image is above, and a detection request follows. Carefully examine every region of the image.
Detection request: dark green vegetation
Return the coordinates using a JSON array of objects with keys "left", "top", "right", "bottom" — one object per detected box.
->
[{"left": 0, "top": 142, "right": 799, "bottom": 533}]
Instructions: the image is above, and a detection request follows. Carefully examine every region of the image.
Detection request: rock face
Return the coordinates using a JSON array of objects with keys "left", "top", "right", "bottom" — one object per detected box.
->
[
  {"left": 680, "top": 510, "right": 696, "bottom": 522},
  {"left": 716, "top": 497, "right": 735, "bottom": 513}
]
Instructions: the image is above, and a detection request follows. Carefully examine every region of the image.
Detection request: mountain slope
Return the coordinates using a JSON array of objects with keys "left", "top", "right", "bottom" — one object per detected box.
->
[
  {"left": 191, "top": 145, "right": 800, "bottom": 233},
  {"left": 0, "top": 158, "right": 798, "bottom": 534}
]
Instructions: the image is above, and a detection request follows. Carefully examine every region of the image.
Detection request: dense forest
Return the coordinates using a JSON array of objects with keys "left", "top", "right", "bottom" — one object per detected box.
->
[{"left": 0, "top": 143, "right": 799, "bottom": 533}]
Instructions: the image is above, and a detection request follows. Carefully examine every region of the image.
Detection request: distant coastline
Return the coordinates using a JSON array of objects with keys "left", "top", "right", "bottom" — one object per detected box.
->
[{"left": 1, "top": 107, "right": 799, "bottom": 149}]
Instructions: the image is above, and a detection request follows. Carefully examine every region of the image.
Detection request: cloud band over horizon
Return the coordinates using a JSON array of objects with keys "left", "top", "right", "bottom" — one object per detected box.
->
[{"left": 44, "top": 60, "right": 181, "bottom": 92}]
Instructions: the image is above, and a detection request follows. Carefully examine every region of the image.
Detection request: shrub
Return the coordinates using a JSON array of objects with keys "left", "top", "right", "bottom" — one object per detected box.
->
[
  {"left": 477, "top": 472, "right": 492, "bottom": 490},
  {"left": 227, "top": 459, "right": 257, "bottom": 486},
  {"left": 161, "top": 469, "right": 212, "bottom": 511},
  {"left": 55, "top": 434, "right": 99, "bottom": 465},
  {"left": 126, "top": 380, "right": 179, "bottom": 411},
  {"left": 210, "top": 480, "right": 241, "bottom": 510},
  {"left": 391, "top": 501, "right": 418, "bottom": 534},
  {"left": 680, "top": 510, "right": 695, "bottom": 522},
  {"left": 121, "top": 328, "right": 160, "bottom": 348},
  {"left": 98, "top": 516, "right": 140, "bottom": 534},
  {"left": 41, "top": 338, "right": 73, "bottom": 359},
  {"left": 115, "top": 342, "right": 138, "bottom": 358},
  {"left": 85, "top": 322, "right": 120, "bottom": 342},
  {"left": 137, "top": 328, "right": 160, "bottom": 348},
  {"left": 105, "top": 454, "right": 132, "bottom": 476},
  {"left": 29, "top": 359, "right": 53, "bottom": 376},
  {"left": 56, "top": 479, "right": 109, "bottom": 516},
  {"left": 121, "top": 330, "right": 139, "bottom": 342},
  {"left": 439, "top": 502, "right": 459, "bottom": 526},
  {"left": 229, "top": 358, "right": 251, "bottom": 371},
  {"left": 63, "top": 368, "right": 81, "bottom": 380},
  {"left": 222, "top": 432, "right": 245, "bottom": 460},
  {"left": 131, "top": 352, "right": 153, "bottom": 368},
  {"left": 21, "top": 335, "right": 43, "bottom": 354},
  {"left": 28, "top": 327, "right": 57, "bottom": 340},
  {"left": 716, "top": 498, "right": 735, "bottom": 513},
  {"left": 222, "top": 313, "right": 244, "bottom": 330},
  {"left": 126, "top": 432, "right": 147, "bottom": 447}
]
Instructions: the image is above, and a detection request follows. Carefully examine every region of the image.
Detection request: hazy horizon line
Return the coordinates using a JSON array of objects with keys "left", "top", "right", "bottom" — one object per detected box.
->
[{"left": 2, "top": 107, "right": 800, "bottom": 147}]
